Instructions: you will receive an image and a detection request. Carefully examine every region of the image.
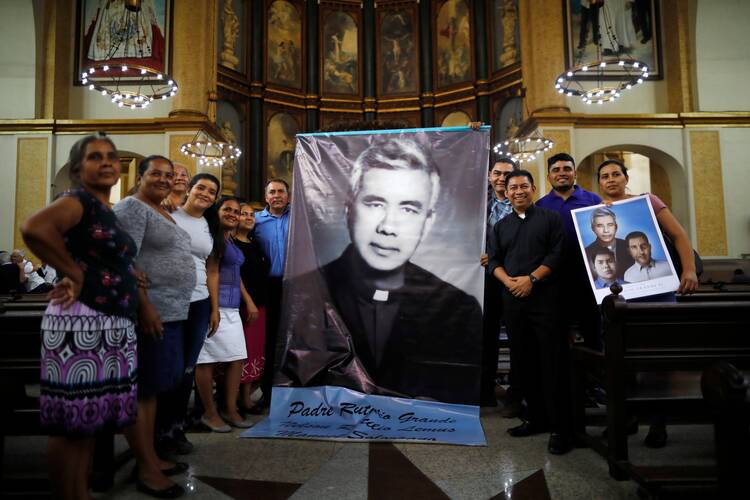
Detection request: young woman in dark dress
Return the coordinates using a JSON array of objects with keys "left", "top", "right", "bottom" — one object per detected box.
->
[{"left": 234, "top": 203, "right": 271, "bottom": 412}]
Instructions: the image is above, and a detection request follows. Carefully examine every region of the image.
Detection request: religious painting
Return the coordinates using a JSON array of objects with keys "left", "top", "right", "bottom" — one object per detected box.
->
[
  {"left": 266, "top": 112, "right": 299, "bottom": 187},
  {"left": 266, "top": 0, "right": 303, "bottom": 89},
  {"left": 441, "top": 110, "right": 471, "bottom": 127},
  {"left": 322, "top": 11, "right": 360, "bottom": 95},
  {"left": 377, "top": 6, "right": 419, "bottom": 96},
  {"left": 491, "top": 0, "right": 521, "bottom": 72},
  {"left": 564, "top": 0, "right": 662, "bottom": 78},
  {"left": 434, "top": 0, "right": 473, "bottom": 88},
  {"left": 218, "top": 0, "right": 247, "bottom": 73},
  {"left": 76, "top": 0, "right": 172, "bottom": 83}
]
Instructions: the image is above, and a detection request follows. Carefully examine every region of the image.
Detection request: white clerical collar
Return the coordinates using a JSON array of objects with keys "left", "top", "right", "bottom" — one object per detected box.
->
[{"left": 373, "top": 290, "right": 389, "bottom": 302}]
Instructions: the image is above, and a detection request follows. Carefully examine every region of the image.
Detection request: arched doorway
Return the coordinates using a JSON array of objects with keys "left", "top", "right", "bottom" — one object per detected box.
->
[
  {"left": 576, "top": 145, "right": 690, "bottom": 233},
  {"left": 52, "top": 151, "right": 143, "bottom": 204}
]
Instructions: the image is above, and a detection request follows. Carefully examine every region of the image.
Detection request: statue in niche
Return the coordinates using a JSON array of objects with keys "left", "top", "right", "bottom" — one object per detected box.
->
[
  {"left": 220, "top": 121, "right": 239, "bottom": 194},
  {"left": 220, "top": 0, "right": 240, "bottom": 69},
  {"left": 504, "top": 115, "right": 519, "bottom": 139},
  {"left": 500, "top": 0, "right": 518, "bottom": 67}
]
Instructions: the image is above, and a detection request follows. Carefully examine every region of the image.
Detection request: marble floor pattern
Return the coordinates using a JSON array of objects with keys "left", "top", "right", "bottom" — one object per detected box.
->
[{"left": 3, "top": 406, "right": 717, "bottom": 499}]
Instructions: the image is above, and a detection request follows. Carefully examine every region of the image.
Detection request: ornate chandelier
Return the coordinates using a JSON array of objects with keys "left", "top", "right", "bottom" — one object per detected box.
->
[
  {"left": 493, "top": 128, "right": 554, "bottom": 164},
  {"left": 554, "top": 5, "right": 649, "bottom": 104},
  {"left": 180, "top": 126, "right": 242, "bottom": 168},
  {"left": 79, "top": 0, "right": 177, "bottom": 109}
]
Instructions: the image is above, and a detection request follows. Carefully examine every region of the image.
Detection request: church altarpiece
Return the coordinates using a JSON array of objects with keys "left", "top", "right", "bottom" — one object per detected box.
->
[{"left": 213, "top": 0, "right": 521, "bottom": 201}]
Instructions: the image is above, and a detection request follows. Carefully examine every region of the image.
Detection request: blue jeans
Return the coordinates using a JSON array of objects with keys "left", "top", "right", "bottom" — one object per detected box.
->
[
  {"left": 137, "top": 320, "right": 184, "bottom": 399},
  {"left": 155, "top": 298, "right": 211, "bottom": 436}
]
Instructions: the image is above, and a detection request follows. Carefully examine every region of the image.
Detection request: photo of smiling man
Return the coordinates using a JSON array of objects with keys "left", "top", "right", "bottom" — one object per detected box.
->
[
  {"left": 584, "top": 206, "right": 635, "bottom": 280},
  {"left": 275, "top": 130, "right": 487, "bottom": 406}
]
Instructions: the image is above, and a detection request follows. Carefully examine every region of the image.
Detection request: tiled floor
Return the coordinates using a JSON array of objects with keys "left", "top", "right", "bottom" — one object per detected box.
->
[{"left": 3, "top": 405, "right": 717, "bottom": 499}]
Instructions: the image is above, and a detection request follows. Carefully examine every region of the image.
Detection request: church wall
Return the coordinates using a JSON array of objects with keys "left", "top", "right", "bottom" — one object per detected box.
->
[
  {"left": 67, "top": 88, "right": 174, "bottom": 120},
  {"left": 568, "top": 80, "right": 668, "bottom": 115},
  {"left": 694, "top": 0, "right": 750, "bottom": 112},
  {"left": 0, "top": 135, "right": 20, "bottom": 252},
  {"left": 0, "top": 0, "right": 37, "bottom": 119},
  {"left": 719, "top": 127, "right": 750, "bottom": 257}
]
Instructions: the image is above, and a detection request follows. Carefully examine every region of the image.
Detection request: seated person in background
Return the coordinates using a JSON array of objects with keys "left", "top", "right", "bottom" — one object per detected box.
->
[
  {"left": 623, "top": 231, "right": 672, "bottom": 283},
  {"left": 0, "top": 250, "right": 23, "bottom": 293},
  {"left": 11, "top": 249, "right": 50, "bottom": 293},
  {"left": 731, "top": 268, "right": 750, "bottom": 284},
  {"left": 38, "top": 262, "right": 58, "bottom": 285},
  {"left": 591, "top": 247, "right": 626, "bottom": 289},
  {"left": 584, "top": 207, "right": 634, "bottom": 280}
]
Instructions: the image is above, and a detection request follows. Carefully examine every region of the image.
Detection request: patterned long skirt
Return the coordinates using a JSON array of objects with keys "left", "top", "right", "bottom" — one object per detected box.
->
[
  {"left": 241, "top": 306, "right": 266, "bottom": 384},
  {"left": 40, "top": 301, "right": 138, "bottom": 436}
]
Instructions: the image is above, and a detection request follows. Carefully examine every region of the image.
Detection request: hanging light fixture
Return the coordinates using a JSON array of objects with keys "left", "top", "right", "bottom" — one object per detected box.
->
[
  {"left": 180, "top": 126, "right": 242, "bottom": 168},
  {"left": 554, "top": 5, "right": 649, "bottom": 104},
  {"left": 493, "top": 90, "right": 555, "bottom": 164},
  {"left": 80, "top": 0, "right": 177, "bottom": 109},
  {"left": 493, "top": 128, "right": 554, "bottom": 164}
]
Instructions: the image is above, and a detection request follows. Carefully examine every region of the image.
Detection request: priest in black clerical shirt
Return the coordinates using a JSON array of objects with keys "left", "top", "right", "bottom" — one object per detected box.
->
[
  {"left": 487, "top": 169, "right": 572, "bottom": 455},
  {"left": 277, "top": 138, "right": 482, "bottom": 405}
]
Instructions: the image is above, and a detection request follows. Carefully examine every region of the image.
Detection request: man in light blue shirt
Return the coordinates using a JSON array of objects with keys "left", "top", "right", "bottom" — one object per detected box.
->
[
  {"left": 255, "top": 178, "right": 291, "bottom": 407},
  {"left": 481, "top": 155, "right": 517, "bottom": 411}
]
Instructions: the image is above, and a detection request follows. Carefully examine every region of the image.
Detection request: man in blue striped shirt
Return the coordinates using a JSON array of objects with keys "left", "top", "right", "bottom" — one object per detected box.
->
[
  {"left": 255, "top": 178, "right": 291, "bottom": 407},
  {"left": 481, "top": 155, "right": 517, "bottom": 411}
]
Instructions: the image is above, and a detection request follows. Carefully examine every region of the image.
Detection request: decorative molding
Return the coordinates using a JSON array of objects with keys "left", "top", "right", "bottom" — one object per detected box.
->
[
  {"left": 527, "top": 112, "right": 750, "bottom": 129},
  {"left": 0, "top": 118, "right": 208, "bottom": 135}
]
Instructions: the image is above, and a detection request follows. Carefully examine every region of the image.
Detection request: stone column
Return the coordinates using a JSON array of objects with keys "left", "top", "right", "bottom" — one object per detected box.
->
[
  {"left": 419, "top": 0, "right": 434, "bottom": 127},
  {"left": 662, "top": 0, "right": 695, "bottom": 113},
  {"left": 518, "top": 0, "right": 568, "bottom": 115},
  {"left": 39, "top": 0, "right": 73, "bottom": 118},
  {"left": 169, "top": 0, "right": 218, "bottom": 118},
  {"left": 473, "top": 0, "right": 489, "bottom": 124}
]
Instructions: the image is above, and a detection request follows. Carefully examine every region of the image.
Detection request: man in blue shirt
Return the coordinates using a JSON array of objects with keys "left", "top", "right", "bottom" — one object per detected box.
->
[
  {"left": 255, "top": 178, "right": 291, "bottom": 406},
  {"left": 536, "top": 153, "right": 603, "bottom": 351}
]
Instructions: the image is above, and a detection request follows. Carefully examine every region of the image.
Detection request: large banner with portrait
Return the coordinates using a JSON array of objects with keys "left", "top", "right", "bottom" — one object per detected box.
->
[
  {"left": 242, "top": 126, "right": 489, "bottom": 445},
  {"left": 572, "top": 195, "right": 679, "bottom": 304}
]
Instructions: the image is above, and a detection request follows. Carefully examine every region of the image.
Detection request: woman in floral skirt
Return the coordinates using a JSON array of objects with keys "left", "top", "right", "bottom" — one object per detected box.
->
[{"left": 21, "top": 134, "right": 139, "bottom": 500}]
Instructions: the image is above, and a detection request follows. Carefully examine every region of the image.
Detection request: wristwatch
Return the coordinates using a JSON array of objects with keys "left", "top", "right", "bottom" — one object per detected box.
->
[{"left": 529, "top": 274, "right": 539, "bottom": 284}]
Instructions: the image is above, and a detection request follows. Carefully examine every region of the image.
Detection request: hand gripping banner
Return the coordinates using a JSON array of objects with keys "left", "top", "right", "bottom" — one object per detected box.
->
[{"left": 242, "top": 126, "right": 490, "bottom": 445}]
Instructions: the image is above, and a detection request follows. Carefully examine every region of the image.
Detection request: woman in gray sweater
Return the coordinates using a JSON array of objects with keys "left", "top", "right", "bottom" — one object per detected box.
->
[{"left": 114, "top": 155, "right": 195, "bottom": 498}]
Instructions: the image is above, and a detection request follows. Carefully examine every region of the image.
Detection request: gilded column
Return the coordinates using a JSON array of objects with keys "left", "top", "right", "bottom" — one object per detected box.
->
[
  {"left": 169, "top": 0, "right": 218, "bottom": 118},
  {"left": 662, "top": 0, "right": 694, "bottom": 113},
  {"left": 689, "top": 131, "right": 727, "bottom": 256},
  {"left": 519, "top": 0, "right": 568, "bottom": 115},
  {"left": 419, "top": 0, "right": 434, "bottom": 127},
  {"left": 473, "top": 0, "right": 489, "bottom": 124},
  {"left": 363, "top": 0, "right": 376, "bottom": 122},
  {"left": 39, "top": 0, "right": 73, "bottom": 118},
  {"left": 306, "top": 0, "right": 320, "bottom": 131},
  {"left": 249, "top": 0, "right": 265, "bottom": 201},
  {"left": 15, "top": 138, "right": 49, "bottom": 260}
]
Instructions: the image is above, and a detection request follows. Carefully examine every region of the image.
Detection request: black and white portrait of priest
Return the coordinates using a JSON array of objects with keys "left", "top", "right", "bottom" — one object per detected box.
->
[{"left": 276, "top": 132, "right": 486, "bottom": 405}]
